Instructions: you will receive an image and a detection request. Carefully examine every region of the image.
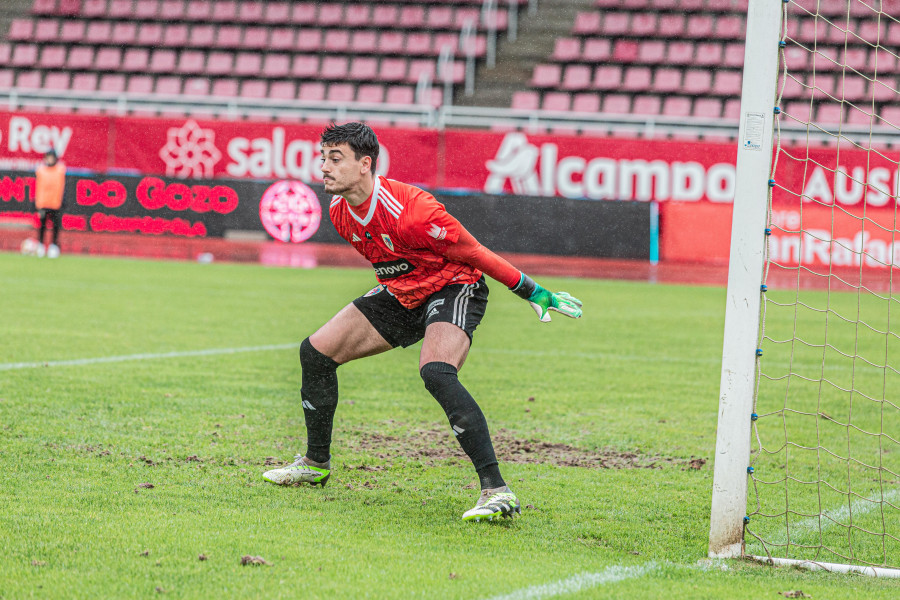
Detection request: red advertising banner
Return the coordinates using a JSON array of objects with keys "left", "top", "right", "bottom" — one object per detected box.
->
[{"left": 0, "top": 112, "right": 111, "bottom": 170}]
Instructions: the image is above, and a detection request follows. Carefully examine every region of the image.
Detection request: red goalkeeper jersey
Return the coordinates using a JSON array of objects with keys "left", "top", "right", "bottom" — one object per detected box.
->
[{"left": 329, "top": 176, "right": 483, "bottom": 308}]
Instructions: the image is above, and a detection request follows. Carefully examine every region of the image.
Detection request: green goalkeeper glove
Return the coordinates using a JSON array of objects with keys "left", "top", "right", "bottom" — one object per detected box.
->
[{"left": 510, "top": 274, "right": 583, "bottom": 323}]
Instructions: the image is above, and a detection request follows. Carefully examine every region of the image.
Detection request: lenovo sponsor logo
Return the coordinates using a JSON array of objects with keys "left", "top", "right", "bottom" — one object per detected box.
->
[
  {"left": 373, "top": 259, "right": 414, "bottom": 279},
  {"left": 484, "top": 133, "right": 736, "bottom": 202}
]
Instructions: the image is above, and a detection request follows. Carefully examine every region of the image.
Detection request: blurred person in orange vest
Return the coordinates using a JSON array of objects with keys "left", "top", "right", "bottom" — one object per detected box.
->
[{"left": 34, "top": 149, "right": 66, "bottom": 258}]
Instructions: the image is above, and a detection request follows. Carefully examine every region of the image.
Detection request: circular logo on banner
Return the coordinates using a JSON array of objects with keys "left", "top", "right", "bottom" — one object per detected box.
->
[{"left": 259, "top": 180, "right": 322, "bottom": 243}]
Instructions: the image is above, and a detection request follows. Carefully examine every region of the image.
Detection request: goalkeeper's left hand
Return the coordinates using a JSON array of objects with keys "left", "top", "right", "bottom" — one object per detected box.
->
[{"left": 510, "top": 274, "right": 583, "bottom": 322}]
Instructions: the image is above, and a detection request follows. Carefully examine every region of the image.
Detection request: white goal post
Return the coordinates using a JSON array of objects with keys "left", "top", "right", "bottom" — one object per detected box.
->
[{"left": 708, "top": 0, "right": 784, "bottom": 560}]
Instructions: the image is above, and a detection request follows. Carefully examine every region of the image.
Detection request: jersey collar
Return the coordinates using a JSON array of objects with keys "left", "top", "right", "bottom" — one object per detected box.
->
[{"left": 346, "top": 175, "right": 382, "bottom": 227}]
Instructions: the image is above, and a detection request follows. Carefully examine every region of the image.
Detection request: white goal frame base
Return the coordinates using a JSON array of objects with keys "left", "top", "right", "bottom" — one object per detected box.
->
[{"left": 749, "top": 557, "right": 900, "bottom": 578}]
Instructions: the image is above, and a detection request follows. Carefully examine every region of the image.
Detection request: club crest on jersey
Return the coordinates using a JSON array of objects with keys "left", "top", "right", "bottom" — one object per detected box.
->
[
  {"left": 381, "top": 234, "right": 394, "bottom": 251},
  {"left": 365, "top": 231, "right": 373, "bottom": 240}
]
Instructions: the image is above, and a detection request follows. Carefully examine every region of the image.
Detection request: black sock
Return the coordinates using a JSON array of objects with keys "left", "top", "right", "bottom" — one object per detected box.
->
[
  {"left": 299, "top": 338, "right": 339, "bottom": 464},
  {"left": 420, "top": 361, "right": 505, "bottom": 490}
]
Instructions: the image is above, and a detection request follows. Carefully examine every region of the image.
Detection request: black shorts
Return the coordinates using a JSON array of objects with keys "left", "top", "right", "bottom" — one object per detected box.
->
[{"left": 353, "top": 276, "right": 489, "bottom": 348}]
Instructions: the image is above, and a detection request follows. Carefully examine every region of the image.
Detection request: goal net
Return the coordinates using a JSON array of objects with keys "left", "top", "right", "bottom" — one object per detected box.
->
[{"left": 744, "top": 0, "right": 900, "bottom": 571}]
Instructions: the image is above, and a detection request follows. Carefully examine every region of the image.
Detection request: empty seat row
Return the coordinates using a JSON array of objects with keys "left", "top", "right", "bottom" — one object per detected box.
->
[
  {"left": 782, "top": 101, "right": 900, "bottom": 128},
  {"left": 30, "top": 0, "right": 508, "bottom": 31},
  {"left": 573, "top": 11, "right": 744, "bottom": 39},
  {"left": 512, "top": 89, "right": 742, "bottom": 120},
  {"left": 594, "top": 0, "right": 750, "bottom": 13},
  {"left": 550, "top": 37, "right": 744, "bottom": 68},
  {"left": 786, "top": 15, "right": 900, "bottom": 47},
  {"left": 531, "top": 63, "right": 743, "bottom": 95},
  {"left": 783, "top": 44, "right": 900, "bottom": 75},
  {"left": 782, "top": 73, "right": 898, "bottom": 103},
  {"left": 0, "top": 44, "right": 465, "bottom": 84},
  {"left": 1, "top": 67, "right": 446, "bottom": 106},
  {"left": 5, "top": 23, "right": 483, "bottom": 57}
]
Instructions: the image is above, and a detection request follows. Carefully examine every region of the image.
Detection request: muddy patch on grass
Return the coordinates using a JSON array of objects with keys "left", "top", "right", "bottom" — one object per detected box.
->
[{"left": 341, "top": 423, "right": 701, "bottom": 470}]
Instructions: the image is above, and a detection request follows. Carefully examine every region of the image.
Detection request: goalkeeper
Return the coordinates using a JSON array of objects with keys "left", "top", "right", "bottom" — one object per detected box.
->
[{"left": 263, "top": 122, "right": 582, "bottom": 521}]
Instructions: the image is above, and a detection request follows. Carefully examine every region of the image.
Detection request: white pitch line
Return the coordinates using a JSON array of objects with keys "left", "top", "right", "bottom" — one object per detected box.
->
[
  {"left": 0, "top": 343, "right": 300, "bottom": 371},
  {"left": 480, "top": 564, "right": 657, "bottom": 600}
]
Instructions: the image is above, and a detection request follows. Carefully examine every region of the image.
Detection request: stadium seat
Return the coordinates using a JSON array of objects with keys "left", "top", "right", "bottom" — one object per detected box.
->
[
  {"left": 71, "top": 73, "right": 98, "bottom": 91},
  {"left": 562, "top": 65, "right": 593, "bottom": 91},
  {"left": 12, "top": 44, "right": 38, "bottom": 67},
  {"left": 542, "top": 92, "right": 571, "bottom": 112},
  {"left": 858, "top": 20, "right": 886, "bottom": 46},
  {"left": 613, "top": 40, "right": 639, "bottom": 63},
  {"left": 816, "top": 104, "right": 844, "bottom": 125},
  {"left": 269, "top": 28, "right": 295, "bottom": 50},
  {"left": 602, "top": 12, "right": 629, "bottom": 36},
  {"left": 137, "top": 24, "right": 163, "bottom": 46},
  {"left": 135, "top": 0, "right": 159, "bottom": 19},
  {"left": 94, "top": 47, "right": 122, "bottom": 71},
  {"left": 298, "top": 81, "right": 326, "bottom": 101},
  {"left": 34, "top": 19, "right": 58, "bottom": 42},
  {"left": 67, "top": 47, "right": 94, "bottom": 70},
  {"left": 594, "top": 65, "right": 622, "bottom": 91},
  {"left": 234, "top": 53, "right": 263, "bottom": 77},
  {"left": 658, "top": 14, "right": 685, "bottom": 37},
  {"left": 781, "top": 74, "right": 807, "bottom": 100},
  {"left": 683, "top": 69, "right": 712, "bottom": 95},
  {"left": 291, "top": 55, "right": 319, "bottom": 79},
  {"left": 573, "top": 12, "right": 601, "bottom": 35},
  {"left": 296, "top": 29, "right": 322, "bottom": 53},
  {"left": 183, "top": 77, "right": 209, "bottom": 96},
  {"left": 185, "top": 0, "right": 211, "bottom": 20},
  {"left": 602, "top": 94, "right": 631, "bottom": 114},
  {"left": 723, "top": 43, "right": 744, "bottom": 68},
  {"left": 399, "top": 6, "right": 427, "bottom": 29},
  {"left": 692, "top": 98, "right": 723, "bottom": 118},
  {"left": 264, "top": 2, "right": 291, "bottom": 24},
  {"left": 551, "top": 38, "right": 581, "bottom": 62},
  {"left": 210, "top": 78, "right": 238, "bottom": 97},
  {"left": 0, "top": 69, "right": 13, "bottom": 89},
  {"left": 693, "top": 42, "right": 723, "bottom": 67},
  {"left": 319, "top": 5, "right": 345, "bottom": 27},
  {"left": 845, "top": 105, "right": 873, "bottom": 127},
  {"left": 841, "top": 47, "right": 869, "bottom": 73},
  {"left": 186, "top": 25, "right": 215, "bottom": 48},
  {"left": 217, "top": 26, "right": 242, "bottom": 49},
  {"left": 685, "top": 15, "right": 714, "bottom": 39},
  {"left": 122, "top": 48, "right": 149, "bottom": 72},
  {"left": 155, "top": 76, "right": 182, "bottom": 96},
  {"left": 406, "top": 33, "right": 432, "bottom": 56},
  {"left": 530, "top": 64, "right": 561, "bottom": 88},
  {"left": 622, "top": 67, "right": 652, "bottom": 92},
  {"left": 243, "top": 27, "right": 270, "bottom": 50},
  {"left": 209, "top": 0, "right": 237, "bottom": 23},
  {"left": 715, "top": 16, "right": 744, "bottom": 39},
  {"left": 177, "top": 50, "right": 205, "bottom": 75},
  {"left": 86, "top": 21, "right": 112, "bottom": 44},
  {"left": 269, "top": 80, "right": 296, "bottom": 100},
  {"left": 350, "top": 57, "right": 378, "bottom": 81},
  {"left": 161, "top": 0, "right": 185, "bottom": 19},
  {"left": 427, "top": 7, "right": 454, "bottom": 30},
  {"left": 240, "top": 80, "right": 268, "bottom": 98},
  {"left": 631, "top": 13, "right": 657, "bottom": 37},
  {"left": 407, "top": 59, "right": 436, "bottom": 84},
  {"left": 16, "top": 70, "right": 43, "bottom": 90},
  {"left": 379, "top": 32, "right": 405, "bottom": 54},
  {"left": 352, "top": 31, "right": 378, "bottom": 54},
  {"left": 840, "top": 76, "right": 867, "bottom": 102},
  {"left": 662, "top": 96, "right": 692, "bottom": 117},
  {"left": 582, "top": 39, "right": 611, "bottom": 62},
  {"left": 60, "top": 21, "right": 86, "bottom": 42},
  {"left": 32, "top": 0, "right": 57, "bottom": 16},
  {"left": 713, "top": 71, "right": 742, "bottom": 96},
  {"left": 263, "top": 54, "right": 291, "bottom": 78},
  {"left": 356, "top": 83, "right": 384, "bottom": 104},
  {"left": 323, "top": 30, "right": 351, "bottom": 53},
  {"left": 55, "top": 0, "right": 79, "bottom": 16},
  {"left": 653, "top": 68, "right": 682, "bottom": 93},
  {"left": 638, "top": 41, "right": 666, "bottom": 65},
  {"left": 632, "top": 95, "right": 662, "bottom": 115},
  {"left": 327, "top": 83, "right": 355, "bottom": 103},
  {"left": 511, "top": 90, "right": 539, "bottom": 110},
  {"left": 99, "top": 73, "right": 126, "bottom": 94},
  {"left": 108, "top": 0, "right": 131, "bottom": 19},
  {"left": 872, "top": 77, "right": 897, "bottom": 102},
  {"left": 239, "top": 1, "right": 264, "bottom": 23},
  {"left": 386, "top": 85, "right": 414, "bottom": 105},
  {"left": 667, "top": 42, "right": 694, "bottom": 65},
  {"left": 44, "top": 72, "right": 70, "bottom": 90},
  {"left": 149, "top": 50, "right": 177, "bottom": 73},
  {"left": 39, "top": 46, "right": 66, "bottom": 69},
  {"left": 572, "top": 92, "right": 600, "bottom": 113},
  {"left": 372, "top": 5, "right": 399, "bottom": 28},
  {"left": 878, "top": 106, "right": 900, "bottom": 128},
  {"left": 206, "top": 52, "right": 233, "bottom": 76},
  {"left": 112, "top": 23, "right": 137, "bottom": 45},
  {"left": 723, "top": 98, "right": 741, "bottom": 121},
  {"left": 316, "top": 55, "right": 346, "bottom": 80}
]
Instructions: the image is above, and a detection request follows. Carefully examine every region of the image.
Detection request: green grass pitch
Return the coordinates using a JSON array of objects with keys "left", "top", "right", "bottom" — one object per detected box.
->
[{"left": 0, "top": 252, "right": 898, "bottom": 599}]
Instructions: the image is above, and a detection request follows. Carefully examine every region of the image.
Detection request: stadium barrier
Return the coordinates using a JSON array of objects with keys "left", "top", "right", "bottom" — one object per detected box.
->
[{"left": 0, "top": 170, "right": 652, "bottom": 260}]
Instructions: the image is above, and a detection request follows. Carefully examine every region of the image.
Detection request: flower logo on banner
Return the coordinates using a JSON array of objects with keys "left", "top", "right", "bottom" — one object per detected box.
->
[
  {"left": 158, "top": 120, "right": 222, "bottom": 178},
  {"left": 259, "top": 180, "right": 322, "bottom": 243}
]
